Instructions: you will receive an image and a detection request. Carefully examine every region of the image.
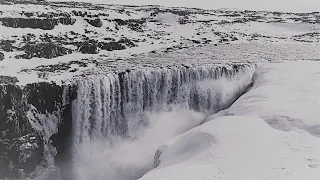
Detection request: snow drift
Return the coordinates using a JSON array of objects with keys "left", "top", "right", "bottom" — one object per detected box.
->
[{"left": 140, "top": 116, "right": 320, "bottom": 180}]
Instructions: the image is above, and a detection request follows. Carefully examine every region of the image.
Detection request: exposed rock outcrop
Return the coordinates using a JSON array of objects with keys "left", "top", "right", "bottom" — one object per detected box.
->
[
  {"left": 98, "top": 41, "right": 126, "bottom": 51},
  {"left": 113, "top": 18, "right": 146, "bottom": 32},
  {"left": 0, "top": 84, "right": 43, "bottom": 179},
  {"left": 16, "top": 42, "right": 72, "bottom": 59},
  {"left": 0, "top": 40, "right": 16, "bottom": 52},
  {"left": 85, "top": 18, "right": 103, "bottom": 27},
  {"left": 0, "top": 83, "right": 73, "bottom": 179},
  {"left": 78, "top": 41, "right": 99, "bottom": 54},
  {"left": 0, "top": 52, "right": 4, "bottom": 61},
  {"left": 76, "top": 38, "right": 137, "bottom": 53},
  {"left": 0, "top": 76, "right": 18, "bottom": 84},
  {"left": 0, "top": 17, "right": 76, "bottom": 30}
]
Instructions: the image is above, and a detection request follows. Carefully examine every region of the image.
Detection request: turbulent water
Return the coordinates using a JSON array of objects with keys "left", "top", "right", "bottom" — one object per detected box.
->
[{"left": 64, "top": 65, "right": 254, "bottom": 180}]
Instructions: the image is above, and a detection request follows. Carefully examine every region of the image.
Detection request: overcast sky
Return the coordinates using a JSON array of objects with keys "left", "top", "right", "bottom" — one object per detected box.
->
[{"left": 52, "top": 0, "right": 320, "bottom": 12}]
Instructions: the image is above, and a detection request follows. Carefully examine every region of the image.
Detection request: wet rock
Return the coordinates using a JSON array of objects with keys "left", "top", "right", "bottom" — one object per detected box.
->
[
  {"left": 0, "top": 85, "right": 44, "bottom": 179},
  {"left": 50, "top": 84, "right": 77, "bottom": 180}
]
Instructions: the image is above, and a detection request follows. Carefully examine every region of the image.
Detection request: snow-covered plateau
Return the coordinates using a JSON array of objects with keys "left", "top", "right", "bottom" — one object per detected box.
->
[
  {"left": 1, "top": 0, "right": 320, "bottom": 85},
  {"left": 0, "top": 0, "right": 320, "bottom": 180}
]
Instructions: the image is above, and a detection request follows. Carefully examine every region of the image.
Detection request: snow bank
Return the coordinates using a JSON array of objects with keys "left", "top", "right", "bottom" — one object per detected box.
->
[
  {"left": 217, "top": 61, "right": 320, "bottom": 136},
  {"left": 140, "top": 116, "right": 320, "bottom": 180}
]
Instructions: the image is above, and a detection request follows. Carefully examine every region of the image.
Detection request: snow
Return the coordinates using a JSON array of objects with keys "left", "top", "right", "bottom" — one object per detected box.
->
[
  {"left": 1, "top": 2, "right": 320, "bottom": 85},
  {"left": 50, "top": 0, "right": 320, "bottom": 13},
  {"left": 216, "top": 61, "right": 320, "bottom": 137},
  {"left": 140, "top": 116, "right": 320, "bottom": 180}
]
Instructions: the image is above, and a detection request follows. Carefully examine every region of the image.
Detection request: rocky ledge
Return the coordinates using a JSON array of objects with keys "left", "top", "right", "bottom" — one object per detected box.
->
[{"left": 0, "top": 82, "right": 75, "bottom": 179}]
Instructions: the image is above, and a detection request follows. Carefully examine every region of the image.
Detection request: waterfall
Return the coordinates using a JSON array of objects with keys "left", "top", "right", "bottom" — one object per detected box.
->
[
  {"left": 69, "top": 64, "right": 255, "bottom": 180},
  {"left": 72, "top": 65, "right": 253, "bottom": 142}
]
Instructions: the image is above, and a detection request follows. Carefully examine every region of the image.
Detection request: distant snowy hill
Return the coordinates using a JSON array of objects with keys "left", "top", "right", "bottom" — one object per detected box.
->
[{"left": 50, "top": 0, "right": 320, "bottom": 12}]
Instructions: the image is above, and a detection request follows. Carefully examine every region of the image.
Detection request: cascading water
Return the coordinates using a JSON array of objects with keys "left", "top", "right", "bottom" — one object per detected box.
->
[{"left": 66, "top": 64, "right": 255, "bottom": 180}]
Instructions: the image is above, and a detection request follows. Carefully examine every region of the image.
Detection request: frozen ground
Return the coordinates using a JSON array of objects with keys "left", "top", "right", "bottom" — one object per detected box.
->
[{"left": 1, "top": 1, "right": 320, "bottom": 85}]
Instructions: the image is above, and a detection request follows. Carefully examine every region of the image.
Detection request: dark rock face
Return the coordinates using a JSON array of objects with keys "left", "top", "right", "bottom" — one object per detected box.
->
[
  {"left": 78, "top": 41, "right": 99, "bottom": 54},
  {"left": 0, "top": 85, "right": 44, "bottom": 179},
  {"left": 0, "top": 17, "right": 76, "bottom": 30},
  {"left": 51, "top": 85, "right": 77, "bottom": 180},
  {"left": 71, "top": 10, "right": 87, "bottom": 17},
  {"left": 178, "top": 16, "right": 190, "bottom": 24},
  {"left": 0, "top": 76, "right": 19, "bottom": 84},
  {"left": 113, "top": 18, "right": 146, "bottom": 32},
  {"left": 118, "top": 38, "right": 137, "bottom": 48},
  {"left": 150, "top": 8, "right": 192, "bottom": 17},
  {"left": 0, "top": 82, "right": 73, "bottom": 179},
  {"left": 16, "top": 42, "right": 72, "bottom": 59},
  {"left": 85, "top": 18, "right": 103, "bottom": 27},
  {"left": 0, "top": 0, "right": 48, "bottom": 5},
  {"left": 76, "top": 38, "right": 137, "bottom": 53},
  {"left": 0, "top": 52, "right": 4, "bottom": 61},
  {"left": 98, "top": 41, "right": 126, "bottom": 51},
  {"left": 0, "top": 40, "right": 16, "bottom": 52}
]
